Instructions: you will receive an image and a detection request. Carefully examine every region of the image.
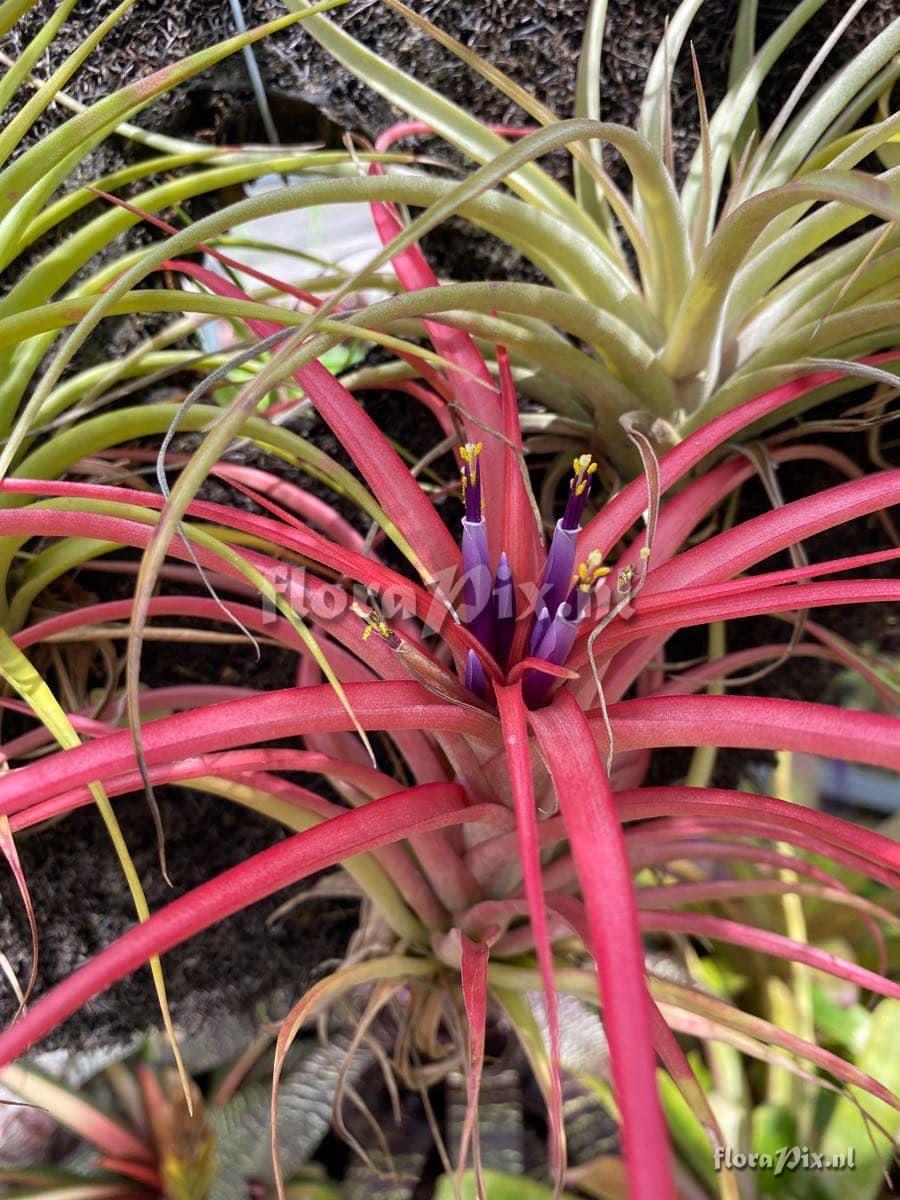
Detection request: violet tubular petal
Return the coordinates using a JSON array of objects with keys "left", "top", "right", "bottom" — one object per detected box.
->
[
  {"left": 465, "top": 648, "right": 487, "bottom": 698},
  {"left": 461, "top": 517, "right": 495, "bottom": 654},
  {"left": 494, "top": 551, "right": 516, "bottom": 670},
  {"left": 539, "top": 520, "right": 580, "bottom": 629},
  {"left": 523, "top": 603, "right": 582, "bottom": 707}
]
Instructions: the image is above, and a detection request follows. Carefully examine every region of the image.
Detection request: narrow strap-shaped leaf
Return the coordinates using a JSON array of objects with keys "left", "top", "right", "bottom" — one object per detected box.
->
[
  {"left": 680, "top": 0, "right": 828, "bottom": 228},
  {"left": 0, "top": 0, "right": 349, "bottom": 235},
  {"left": 640, "top": 910, "right": 900, "bottom": 1000},
  {"left": 0, "top": 783, "right": 490, "bottom": 1067},
  {"left": 664, "top": 170, "right": 900, "bottom": 383},
  {"left": 282, "top": 0, "right": 602, "bottom": 244},
  {"left": 0, "top": 1063, "right": 152, "bottom": 1163},
  {"left": 0, "top": 632, "right": 191, "bottom": 1102},
  {"left": 0, "top": 678, "right": 494, "bottom": 817},
  {"left": 0, "top": 0, "right": 80, "bottom": 114},
  {"left": 495, "top": 684, "right": 565, "bottom": 1183},
  {"left": 603, "top": 694, "right": 900, "bottom": 772},
  {"left": 577, "top": 352, "right": 900, "bottom": 559},
  {"left": 167, "top": 259, "right": 461, "bottom": 581},
  {"left": 644, "top": 468, "right": 900, "bottom": 593},
  {"left": 530, "top": 691, "right": 674, "bottom": 1200},
  {"left": 457, "top": 934, "right": 491, "bottom": 1196},
  {"left": 0, "top": 0, "right": 138, "bottom": 169},
  {"left": 572, "top": 0, "right": 612, "bottom": 232},
  {"left": 0, "top": 814, "right": 37, "bottom": 1017}
]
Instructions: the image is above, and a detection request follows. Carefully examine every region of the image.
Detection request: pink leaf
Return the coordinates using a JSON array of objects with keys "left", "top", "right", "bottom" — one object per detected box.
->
[
  {"left": 639, "top": 910, "right": 900, "bottom": 999},
  {"left": 171, "top": 259, "right": 461, "bottom": 583},
  {"left": 0, "top": 783, "right": 504, "bottom": 1066},
  {"left": 0, "top": 817, "right": 38, "bottom": 1018},
  {"left": 602, "top": 694, "right": 900, "bottom": 771},
  {"left": 578, "top": 353, "right": 900, "bottom": 561},
  {"left": 530, "top": 691, "right": 674, "bottom": 1200},
  {"left": 457, "top": 931, "right": 495, "bottom": 1197},
  {"left": 495, "top": 683, "right": 565, "bottom": 1181}
]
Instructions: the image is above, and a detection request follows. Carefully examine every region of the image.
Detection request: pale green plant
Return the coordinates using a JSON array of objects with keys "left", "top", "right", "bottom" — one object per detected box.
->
[{"left": 271, "top": 0, "right": 900, "bottom": 470}]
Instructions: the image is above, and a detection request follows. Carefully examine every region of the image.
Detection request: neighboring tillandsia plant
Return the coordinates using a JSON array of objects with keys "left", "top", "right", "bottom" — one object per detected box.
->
[
  {"left": 0, "top": 0, "right": 407, "bottom": 1131},
  {"left": 269, "top": 0, "right": 900, "bottom": 470},
  {"left": 0, "top": 255, "right": 897, "bottom": 1200},
  {"left": 0, "top": 0, "right": 415, "bottom": 468},
  {"left": 0, "top": 1058, "right": 217, "bottom": 1200},
  {"left": 0, "top": 1027, "right": 366, "bottom": 1200}
]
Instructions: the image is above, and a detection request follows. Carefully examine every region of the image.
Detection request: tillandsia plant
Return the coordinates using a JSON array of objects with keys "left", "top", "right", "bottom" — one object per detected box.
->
[
  {"left": 0, "top": 0, "right": 417, "bottom": 1104},
  {"left": 0, "top": 189, "right": 898, "bottom": 1197},
  {"left": 262, "top": 0, "right": 900, "bottom": 471},
  {"left": 0, "top": 2, "right": 899, "bottom": 1198},
  {"left": 0, "top": 1057, "right": 218, "bottom": 1200},
  {"left": 0, "top": 1024, "right": 372, "bottom": 1200}
]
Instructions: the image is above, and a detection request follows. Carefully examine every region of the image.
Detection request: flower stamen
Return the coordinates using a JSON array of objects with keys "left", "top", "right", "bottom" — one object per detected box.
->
[
  {"left": 562, "top": 453, "right": 598, "bottom": 530},
  {"left": 573, "top": 549, "right": 611, "bottom": 593},
  {"left": 459, "top": 441, "right": 484, "bottom": 522}
]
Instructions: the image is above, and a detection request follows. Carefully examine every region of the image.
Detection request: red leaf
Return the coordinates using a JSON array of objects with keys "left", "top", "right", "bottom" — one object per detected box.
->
[
  {"left": 530, "top": 691, "right": 674, "bottom": 1200},
  {"left": 577, "top": 353, "right": 900, "bottom": 561},
  {"left": 639, "top": 910, "right": 900, "bottom": 999},
  {"left": 458, "top": 932, "right": 493, "bottom": 1195},
  {"left": 0, "top": 783, "right": 499, "bottom": 1066},
  {"left": 171, "top": 260, "right": 461, "bottom": 583},
  {"left": 495, "top": 683, "right": 565, "bottom": 1181},
  {"left": 602, "top": 694, "right": 900, "bottom": 771}
]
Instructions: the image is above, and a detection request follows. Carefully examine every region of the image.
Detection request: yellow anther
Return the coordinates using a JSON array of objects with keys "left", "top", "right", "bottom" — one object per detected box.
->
[
  {"left": 362, "top": 616, "right": 392, "bottom": 642},
  {"left": 617, "top": 564, "right": 635, "bottom": 592},
  {"left": 459, "top": 442, "right": 483, "bottom": 465},
  {"left": 571, "top": 453, "right": 598, "bottom": 496},
  {"left": 354, "top": 602, "right": 394, "bottom": 643},
  {"left": 573, "top": 549, "right": 611, "bottom": 592}
]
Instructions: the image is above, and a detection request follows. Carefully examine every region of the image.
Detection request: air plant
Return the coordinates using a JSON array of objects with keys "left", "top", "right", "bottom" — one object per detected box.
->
[
  {"left": 266, "top": 0, "right": 900, "bottom": 472},
  {"left": 0, "top": 2, "right": 899, "bottom": 1197},
  {"left": 0, "top": 0, "right": 399, "bottom": 1107},
  {"left": 0, "top": 1026, "right": 368, "bottom": 1200},
  {"left": 0, "top": 1058, "right": 217, "bottom": 1200},
  {"left": 0, "top": 227, "right": 897, "bottom": 1196}
]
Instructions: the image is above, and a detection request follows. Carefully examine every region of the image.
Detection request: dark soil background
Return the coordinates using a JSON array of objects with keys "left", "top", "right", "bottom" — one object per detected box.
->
[{"left": 0, "top": 0, "right": 898, "bottom": 1058}]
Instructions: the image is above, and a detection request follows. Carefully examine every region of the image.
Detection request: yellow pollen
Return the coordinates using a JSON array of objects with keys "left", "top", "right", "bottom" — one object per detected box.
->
[
  {"left": 571, "top": 453, "right": 598, "bottom": 482},
  {"left": 460, "top": 442, "right": 483, "bottom": 488},
  {"left": 354, "top": 603, "right": 393, "bottom": 642},
  {"left": 617, "top": 564, "right": 635, "bottom": 592},
  {"left": 362, "top": 617, "right": 392, "bottom": 642},
  {"left": 573, "top": 550, "right": 611, "bottom": 592}
]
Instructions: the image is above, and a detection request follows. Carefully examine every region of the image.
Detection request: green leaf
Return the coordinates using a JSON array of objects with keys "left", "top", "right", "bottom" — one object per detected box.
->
[
  {"left": 0, "top": 0, "right": 139, "bottom": 169},
  {"left": 812, "top": 986, "right": 870, "bottom": 1057},
  {"left": 0, "top": 0, "right": 80, "bottom": 114},
  {"left": 817, "top": 1000, "right": 900, "bottom": 1199},
  {"left": 0, "top": 0, "right": 350, "bottom": 257},
  {"left": 573, "top": 0, "right": 613, "bottom": 233},
  {"left": 657, "top": 1069, "right": 718, "bottom": 1191},
  {"left": 434, "top": 1170, "right": 581, "bottom": 1200},
  {"left": 0, "top": 0, "right": 41, "bottom": 40},
  {"left": 664, "top": 170, "right": 900, "bottom": 390},
  {"left": 756, "top": 17, "right": 900, "bottom": 192},
  {"left": 680, "top": 0, "right": 829, "bottom": 231},
  {"left": 282, "top": 0, "right": 601, "bottom": 246},
  {"left": 751, "top": 1103, "right": 797, "bottom": 1196}
]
